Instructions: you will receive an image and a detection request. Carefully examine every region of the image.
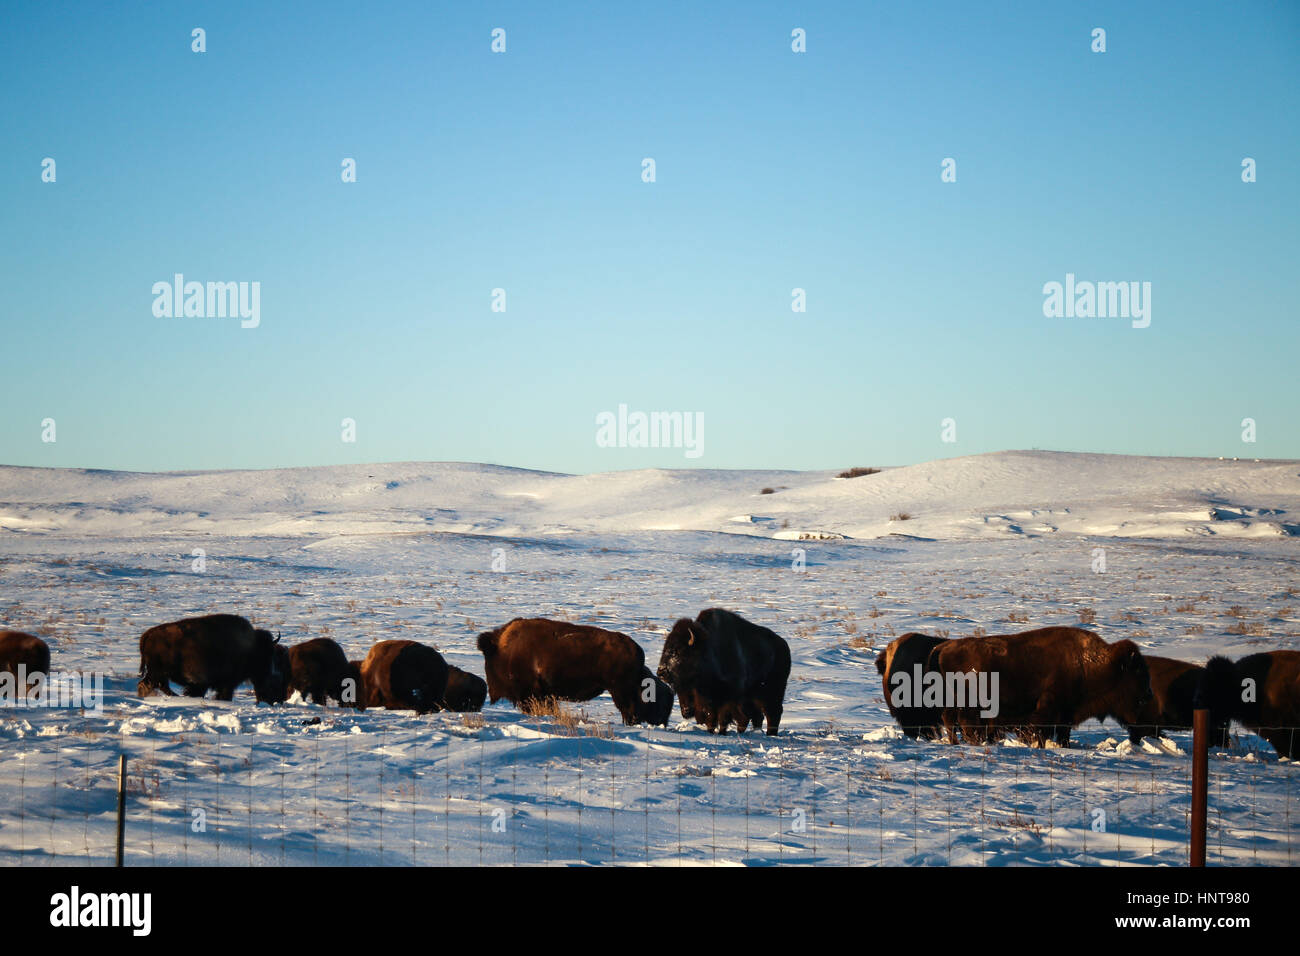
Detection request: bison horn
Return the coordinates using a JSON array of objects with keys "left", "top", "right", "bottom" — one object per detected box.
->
[{"left": 275, "top": 631, "right": 282, "bottom": 644}]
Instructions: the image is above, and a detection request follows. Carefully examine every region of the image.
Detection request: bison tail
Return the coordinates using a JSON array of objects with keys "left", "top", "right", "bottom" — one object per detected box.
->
[{"left": 1195, "top": 656, "right": 1238, "bottom": 712}]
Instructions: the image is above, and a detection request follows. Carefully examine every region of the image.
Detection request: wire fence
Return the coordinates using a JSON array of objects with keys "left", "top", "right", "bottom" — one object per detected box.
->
[{"left": 1, "top": 718, "right": 1296, "bottom": 867}]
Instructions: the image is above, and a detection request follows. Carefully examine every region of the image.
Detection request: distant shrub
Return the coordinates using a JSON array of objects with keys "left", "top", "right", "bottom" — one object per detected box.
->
[
  {"left": 837, "top": 467, "right": 881, "bottom": 479},
  {"left": 760, "top": 487, "right": 775, "bottom": 495},
  {"left": 889, "top": 512, "right": 912, "bottom": 521}
]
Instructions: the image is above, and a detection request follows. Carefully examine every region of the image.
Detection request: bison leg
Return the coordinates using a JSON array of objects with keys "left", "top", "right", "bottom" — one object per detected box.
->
[
  {"left": 719, "top": 702, "right": 746, "bottom": 734},
  {"left": 758, "top": 688, "right": 783, "bottom": 736},
  {"left": 1261, "top": 728, "right": 1298, "bottom": 761},
  {"left": 940, "top": 710, "right": 959, "bottom": 745},
  {"left": 699, "top": 703, "right": 719, "bottom": 732},
  {"left": 214, "top": 684, "right": 237, "bottom": 701},
  {"left": 743, "top": 700, "right": 765, "bottom": 734},
  {"left": 182, "top": 683, "right": 208, "bottom": 698}
]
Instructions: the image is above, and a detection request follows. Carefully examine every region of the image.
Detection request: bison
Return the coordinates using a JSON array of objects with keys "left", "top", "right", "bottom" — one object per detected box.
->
[
  {"left": 657, "top": 608, "right": 790, "bottom": 736},
  {"left": 1111, "top": 655, "right": 1219, "bottom": 745},
  {"left": 344, "top": 660, "right": 366, "bottom": 709},
  {"left": 929, "top": 626, "right": 1151, "bottom": 748},
  {"left": 478, "top": 618, "right": 673, "bottom": 726},
  {"left": 137, "top": 614, "right": 284, "bottom": 702},
  {"left": 1197, "top": 652, "right": 1300, "bottom": 759},
  {"left": 360, "top": 640, "right": 448, "bottom": 715},
  {"left": 875, "top": 632, "right": 949, "bottom": 739},
  {"left": 283, "top": 638, "right": 354, "bottom": 706},
  {"left": 0, "top": 630, "right": 51, "bottom": 694},
  {"left": 441, "top": 665, "right": 488, "bottom": 712}
]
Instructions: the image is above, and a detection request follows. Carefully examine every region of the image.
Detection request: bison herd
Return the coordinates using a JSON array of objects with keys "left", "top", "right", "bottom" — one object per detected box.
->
[
  {"left": 127, "top": 609, "right": 791, "bottom": 734},
  {"left": 875, "top": 627, "right": 1300, "bottom": 759},
  {"left": 1, "top": 615, "right": 1299, "bottom": 759}
]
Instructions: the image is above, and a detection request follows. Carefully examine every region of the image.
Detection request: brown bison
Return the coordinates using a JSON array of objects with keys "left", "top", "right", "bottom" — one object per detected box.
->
[
  {"left": 657, "top": 608, "right": 790, "bottom": 736},
  {"left": 1197, "top": 652, "right": 1300, "bottom": 759},
  {"left": 1111, "top": 655, "right": 1219, "bottom": 745},
  {"left": 441, "top": 665, "right": 487, "bottom": 712},
  {"left": 360, "top": 640, "right": 448, "bottom": 714},
  {"left": 478, "top": 618, "right": 673, "bottom": 726},
  {"left": 137, "top": 614, "right": 285, "bottom": 702},
  {"left": 875, "top": 632, "right": 949, "bottom": 739},
  {"left": 0, "top": 630, "right": 50, "bottom": 693},
  {"left": 929, "top": 626, "right": 1151, "bottom": 748},
  {"left": 283, "top": 638, "right": 353, "bottom": 706}
]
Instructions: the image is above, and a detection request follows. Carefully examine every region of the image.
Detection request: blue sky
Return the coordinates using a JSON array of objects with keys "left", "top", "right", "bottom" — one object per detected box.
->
[{"left": 2, "top": 1, "right": 1297, "bottom": 473}]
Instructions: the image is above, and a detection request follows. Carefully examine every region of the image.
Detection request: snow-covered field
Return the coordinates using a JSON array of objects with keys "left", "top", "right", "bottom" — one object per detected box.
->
[{"left": 1, "top": 450, "right": 1298, "bottom": 866}]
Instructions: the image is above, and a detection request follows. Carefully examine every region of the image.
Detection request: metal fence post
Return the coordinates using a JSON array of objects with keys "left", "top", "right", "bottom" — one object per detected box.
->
[{"left": 1190, "top": 709, "right": 1208, "bottom": 867}]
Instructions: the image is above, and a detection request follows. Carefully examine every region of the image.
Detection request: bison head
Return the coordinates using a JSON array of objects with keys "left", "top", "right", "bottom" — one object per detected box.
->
[
  {"left": 251, "top": 630, "right": 290, "bottom": 704},
  {"left": 658, "top": 618, "right": 703, "bottom": 687},
  {"left": 634, "top": 667, "right": 675, "bottom": 726},
  {"left": 658, "top": 618, "right": 709, "bottom": 720},
  {"left": 1109, "top": 639, "right": 1152, "bottom": 714}
]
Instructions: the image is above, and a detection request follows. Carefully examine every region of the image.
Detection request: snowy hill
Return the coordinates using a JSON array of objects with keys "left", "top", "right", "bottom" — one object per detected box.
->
[
  {"left": 1, "top": 450, "right": 1297, "bottom": 541},
  {"left": 1, "top": 449, "right": 1298, "bottom": 867}
]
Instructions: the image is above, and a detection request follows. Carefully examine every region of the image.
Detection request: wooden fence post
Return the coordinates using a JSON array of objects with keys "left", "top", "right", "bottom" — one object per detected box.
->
[{"left": 115, "top": 753, "right": 127, "bottom": 867}]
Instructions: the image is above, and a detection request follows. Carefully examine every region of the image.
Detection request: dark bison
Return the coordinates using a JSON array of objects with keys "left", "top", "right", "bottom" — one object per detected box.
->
[
  {"left": 344, "top": 660, "right": 366, "bottom": 709},
  {"left": 137, "top": 614, "right": 284, "bottom": 702},
  {"left": 478, "top": 618, "right": 673, "bottom": 726},
  {"left": 657, "top": 608, "right": 790, "bottom": 736},
  {"left": 1111, "top": 655, "right": 1219, "bottom": 745},
  {"left": 360, "top": 640, "right": 448, "bottom": 715},
  {"left": 929, "top": 626, "right": 1151, "bottom": 748},
  {"left": 875, "top": 632, "right": 949, "bottom": 739},
  {"left": 441, "top": 665, "right": 487, "bottom": 712},
  {"left": 0, "top": 630, "right": 50, "bottom": 693},
  {"left": 283, "top": 638, "right": 353, "bottom": 706},
  {"left": 1197, "top": 651, "right": 1300, "bottom": 759}
]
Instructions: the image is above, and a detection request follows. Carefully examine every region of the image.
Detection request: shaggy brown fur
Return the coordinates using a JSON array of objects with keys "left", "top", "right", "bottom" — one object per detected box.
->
[
  {"left": 1198, "top": 651, "right": 1300, "bottom": 759},
  {"left": 1111, "top": 655, "right": 1213, "bottom": 744},
  {"left": 478, "top": 618, "right": 672, "bottom": 726},
  {"left": 441, "top": 665, "right": 487, "bottom": 712},
  {"left": 929, "top": 626, "right": 1151, "bottom": 748},
  {"left": 286, "top": 638, "right": 352, "bottom": 706},
  {"left": 360, "top": 640, "right": 448, "bottom": 715},
  {"left": 875, "top": 632, "right": 949, "bottom": 739},
  {"left": 343, "top": 660, "right": 366, "bottom": 709},
  {"left": 137, "top": 614, "right": 284, "bottom": 702},
  {"left": 657, "top": 608, "right": 790, "bottom": 736},
  {"left": 0, "top": 630, "right": 50, "bottom": 692}
]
